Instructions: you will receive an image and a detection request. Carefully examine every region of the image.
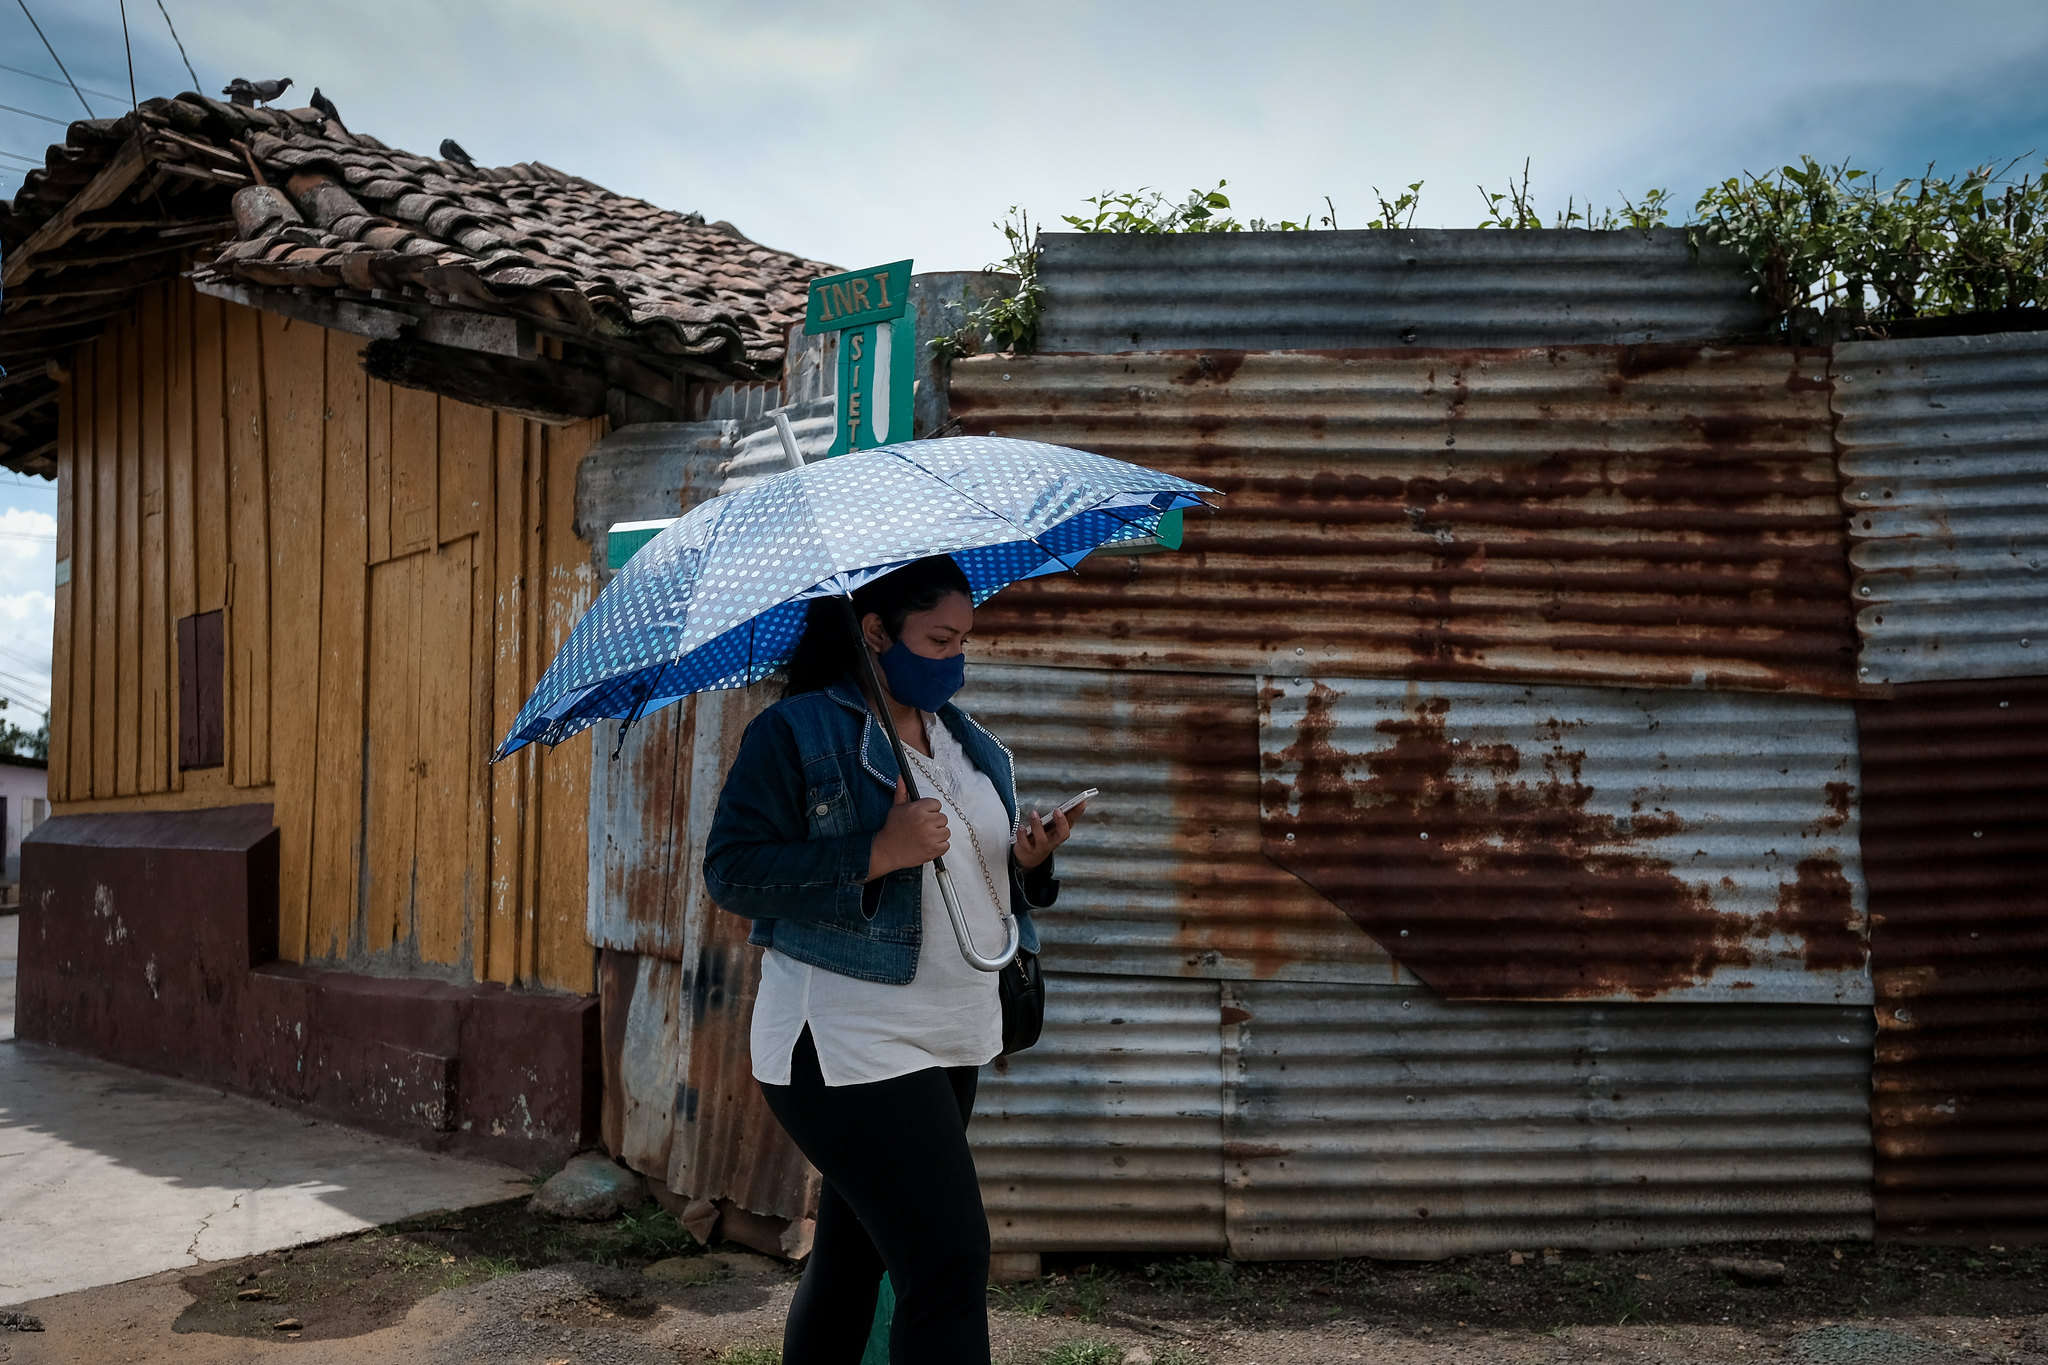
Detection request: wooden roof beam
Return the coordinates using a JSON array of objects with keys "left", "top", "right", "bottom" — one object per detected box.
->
[{"left": 1, "top": 133, "right": 150, "bottom": 289}]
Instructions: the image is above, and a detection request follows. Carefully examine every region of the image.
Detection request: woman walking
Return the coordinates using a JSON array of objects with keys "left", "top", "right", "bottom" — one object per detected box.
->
[{"left": 704, "top": 554, "right": 1085, "bottom": 1365}]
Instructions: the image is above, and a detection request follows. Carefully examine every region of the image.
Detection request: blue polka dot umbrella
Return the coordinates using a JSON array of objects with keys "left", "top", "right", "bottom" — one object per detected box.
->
[{"left": 493, "top": 435, "right": 1217, "bottom": 761}]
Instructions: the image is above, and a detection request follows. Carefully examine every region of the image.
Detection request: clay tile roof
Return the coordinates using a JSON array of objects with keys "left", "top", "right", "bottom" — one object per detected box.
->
[{"left": 0, "top": 89, "right": 838, "bottom": 476}]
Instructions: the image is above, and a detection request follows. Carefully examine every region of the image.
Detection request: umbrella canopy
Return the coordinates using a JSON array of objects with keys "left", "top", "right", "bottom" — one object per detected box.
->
[{"left": 494, "top": 435, "right": 1215, "bottom": 760}]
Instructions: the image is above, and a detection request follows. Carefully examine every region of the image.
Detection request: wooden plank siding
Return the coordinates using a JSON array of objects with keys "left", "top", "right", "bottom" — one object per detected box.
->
[{"left": 48, "top": 279, "right": 600, "bottom": 992}]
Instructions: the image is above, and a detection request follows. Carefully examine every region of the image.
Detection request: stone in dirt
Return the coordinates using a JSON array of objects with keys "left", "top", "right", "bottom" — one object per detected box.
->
[
  {"left": 0, "top": 1311, "right": 44, "bottom": 1332},
  {"left": 1709, "top": 1256, "right": 1787, "bottom": 1286},
  {"left": 272, "top": 1316, "right": 304, "bottom": 1330},
  {"left": 529, "top": 1151, "right": 647, "bottom": 1220}
]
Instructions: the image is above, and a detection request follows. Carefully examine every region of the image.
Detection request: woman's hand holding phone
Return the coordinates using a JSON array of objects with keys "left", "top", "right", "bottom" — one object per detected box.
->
[{"left": 1014, "top": 788, "right": 1093, "bottom": 869}]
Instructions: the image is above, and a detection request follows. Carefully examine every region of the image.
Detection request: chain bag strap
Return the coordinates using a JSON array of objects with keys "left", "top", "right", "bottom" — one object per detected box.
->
[{"left": 907, "top": 746, "right": 1046, "bottom": 1055}]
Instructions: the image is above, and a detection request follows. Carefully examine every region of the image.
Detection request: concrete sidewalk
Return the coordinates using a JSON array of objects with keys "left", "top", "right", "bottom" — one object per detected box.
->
[{"left": 0, "top": 1011, "right": 531, "bottom": 1305}]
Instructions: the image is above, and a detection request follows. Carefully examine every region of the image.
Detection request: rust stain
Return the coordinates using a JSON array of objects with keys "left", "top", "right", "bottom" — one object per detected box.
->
[
  {"left": 1614, "top": 343, "right": 1699, "bottom": 380},
  {"left": 1820, "top": 781, "right": 1852, "bottom": 830},
  {"left": 1172, "top": 351, "right": 1248, "bottom": 386},
  {"left": 1761, "top": 857, "right": 1865, "bottom": 972},
  {"left": 1140, "top": 675, "right": 1358, "bottom": 980},
  {"left": 1259, "top": 682, "right": 1755, "bottom": 1000}
]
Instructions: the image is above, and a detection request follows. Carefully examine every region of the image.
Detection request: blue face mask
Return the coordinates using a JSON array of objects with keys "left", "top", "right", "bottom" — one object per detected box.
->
[{"left": 877, "top": 639, "right": 966, "bottom": 712}]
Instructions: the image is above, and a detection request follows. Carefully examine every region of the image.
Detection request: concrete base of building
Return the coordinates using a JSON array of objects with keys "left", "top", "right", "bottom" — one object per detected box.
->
[{"left": 17, "top": 804, "right": 599, "bottom": 1169}]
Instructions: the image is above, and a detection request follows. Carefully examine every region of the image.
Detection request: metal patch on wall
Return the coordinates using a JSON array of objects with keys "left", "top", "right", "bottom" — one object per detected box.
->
[
  {"left": 1859, "top": 677, "right": 2048, "bottom": 1244},
  {"left": 1834, "top": 330, "right": 2048, "bottom": 687},
  {"left": 1222, "top": 982, "right": 1875, "bottom": 1260},
  {"left": 1032, "top": 228, "right": 1765, "bottom": 354},
  {"left": 951, "top": 347, "right": 1853, "bottom": 696},
  {"left": 1257, "top": 677, "right": 1870, "bottom": 1003},
  {"left": 965, "top": 663, "right": 1403, "bottom": 984}
]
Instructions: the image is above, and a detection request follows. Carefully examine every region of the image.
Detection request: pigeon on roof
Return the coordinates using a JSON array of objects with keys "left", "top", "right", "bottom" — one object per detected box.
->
[
  {"left": 439, "top": 138, "right": 477, "bottom": 170},
  {"left": 223, "top": 77, "right": 293, "bottom": 107},
  {"left": 309, "top": 87, "right": 346, "bottom": 132}
]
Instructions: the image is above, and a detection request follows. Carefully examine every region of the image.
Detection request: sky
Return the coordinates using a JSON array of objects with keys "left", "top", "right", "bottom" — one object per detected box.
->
[{"left": 3, "top": 0, "right": 2048, "bottom": 710}]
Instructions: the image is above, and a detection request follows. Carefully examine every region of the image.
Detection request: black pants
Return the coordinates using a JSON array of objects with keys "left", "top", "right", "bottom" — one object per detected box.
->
[{"left": 757, "top": 1029, "right": 989, "bottom": 1365}]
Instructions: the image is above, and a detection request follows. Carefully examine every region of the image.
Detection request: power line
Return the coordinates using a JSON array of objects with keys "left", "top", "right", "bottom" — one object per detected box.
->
[
  {"left": 0, "top": 530, "right": 56, "bottom": 542},
  {"left": 10, "top": 0, "right": 93, "bottom": 118},
  {"left": 0, "top": 61, "right": 126, "bottom": 103},
  {"left": 0, "top": 101, "right": 67, "bottom": 126},
  {"left": 0, "top": 149, "right": 43, "bottom": 167},
  {"left": 153, "top": 0, "right": 198, "bottom": 91},
  {"left": 0, "top": 670, "right": 52, "bottom": 699},
  {"left": 116, "top": 0, "right": 137, "bottom": 111},
  {"left": 0, "top": 646, "right": 51, "bottom": 679},
  {"left": 0, "top": 668, "right": 51, "bottom": 700}
]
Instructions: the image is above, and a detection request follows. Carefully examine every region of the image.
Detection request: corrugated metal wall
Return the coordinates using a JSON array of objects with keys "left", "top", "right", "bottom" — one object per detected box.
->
[
  {"left": 950, "top": 347, "right": 1855, "bottom": 696},
  {"left": 1833, "top": 331, "right": 2048, "bottom": 688},
  {"left": 1257, "top": 677, "right": 1867, "bottom": 1004},
  {"left": 1222, "top": 984, "right": 1875, "bottom": 1258},
  {"left": 977, "top": 974, "right": 1226, "bottom": 1253},
  {"left": 973, "top": 976, "right": 1875, "bottom": 1259},
  {"left": 585, "top": 249, "right": 2048, "bottom": 1256},
  {"left": 1033, "top": 229, "right": 1767, "bottom": 353},
  {"left": 1858, "top": 677, "right": 2048, "bottom": 1244}
]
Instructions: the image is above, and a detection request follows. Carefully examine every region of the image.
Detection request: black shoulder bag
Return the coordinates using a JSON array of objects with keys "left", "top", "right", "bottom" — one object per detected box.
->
[{"left": 998, "top": 946, "right": 1044, "bottom": 1055}]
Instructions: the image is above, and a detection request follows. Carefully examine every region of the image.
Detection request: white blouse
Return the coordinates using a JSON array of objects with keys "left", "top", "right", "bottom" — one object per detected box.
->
[{"left": 750, "top": 714, "right": 1010, "bottom": 1087}]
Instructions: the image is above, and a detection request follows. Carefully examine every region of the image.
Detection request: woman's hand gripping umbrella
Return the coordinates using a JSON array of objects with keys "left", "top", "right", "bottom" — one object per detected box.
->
[{"left": 493, "top": 427, "right": 1217, "bottom": 971}]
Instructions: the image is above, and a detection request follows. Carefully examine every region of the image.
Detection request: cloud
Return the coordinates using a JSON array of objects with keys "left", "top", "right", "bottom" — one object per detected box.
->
[{"left": 16, "top": 0, "right": 2048, "bottom": 273}]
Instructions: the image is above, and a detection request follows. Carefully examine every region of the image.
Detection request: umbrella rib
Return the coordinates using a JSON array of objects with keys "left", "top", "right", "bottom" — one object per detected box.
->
[{"left": 883, "top": 447, "right": 1077, "bottom": 574}]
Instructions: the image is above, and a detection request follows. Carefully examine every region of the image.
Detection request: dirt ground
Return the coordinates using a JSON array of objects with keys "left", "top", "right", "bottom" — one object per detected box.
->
[{"left": 3, "top": 1195, "right": 2045, "bottom": 1364}]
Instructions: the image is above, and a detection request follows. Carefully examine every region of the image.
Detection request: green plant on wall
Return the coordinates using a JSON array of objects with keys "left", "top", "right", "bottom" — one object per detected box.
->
[{"left": 1691, "top": 154, "right": 2048, "bottom": 329}]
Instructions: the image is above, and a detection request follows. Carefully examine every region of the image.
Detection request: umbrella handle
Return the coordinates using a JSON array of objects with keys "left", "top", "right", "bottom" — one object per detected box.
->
[
  {"left": 839, "top": 596, "right": 1020, "bottom": 973},
  {"left": 934, "top": 863, "right": 1022, "bottom": 972}
]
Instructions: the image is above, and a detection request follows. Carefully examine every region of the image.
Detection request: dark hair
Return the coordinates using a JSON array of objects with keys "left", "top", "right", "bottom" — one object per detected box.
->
[{"left": 782, "top": 554, "right": 973, "bottom": 697}]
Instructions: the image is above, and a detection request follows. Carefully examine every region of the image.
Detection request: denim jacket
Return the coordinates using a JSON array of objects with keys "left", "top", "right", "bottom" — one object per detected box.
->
[{"left": 703, "top": 678, "right": 1053, "bottom": 985}]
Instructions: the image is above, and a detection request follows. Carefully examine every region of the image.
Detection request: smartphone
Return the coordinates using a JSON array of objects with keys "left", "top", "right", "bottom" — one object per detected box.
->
[{"left": 1050, "top": 787, "right": 1099, "bottom": 817}]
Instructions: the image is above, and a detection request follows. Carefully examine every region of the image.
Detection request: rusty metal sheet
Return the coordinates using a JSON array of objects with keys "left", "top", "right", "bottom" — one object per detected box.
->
[
  {"left": 974, "top": 973, "right": 1226, "bottom": 1254},
  {"left": 950, "top": 347, "right": 1854, "bottom": 696},
  {"left": 596, "top": 948, "right": 684, "bottom": 1180},
  {"left": 1859, "top": 677, "right": 2048, "bottom": 1244},
  {"left": 963, "top": 663, "right": 1403, "bottom": 984},
  {"left": 573, "top": 419, "right": 736, "bottom": 583},
  {"left": 1034, "top": 229, "right": 1766, "bottom": 354},
  {"left": 1258, "top": 677, "right": 1869, "bottom": 1004},
  {"left": 1222, "top": 981, "right": 1875, "bottom": 1259},
  {"left": 668, "top": 855, "right": 821, "bottom": 1236},
  {"left": 1833, "top": 331, "right": 2048, "bottom": 687},
  {"left": 587, "top": 698, "right": 699, "bottom": 959}
]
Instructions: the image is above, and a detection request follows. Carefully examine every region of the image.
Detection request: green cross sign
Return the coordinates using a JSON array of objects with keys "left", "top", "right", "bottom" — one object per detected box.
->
[{"left": 805, "top": 260, "right": 915, "bottom": 456}]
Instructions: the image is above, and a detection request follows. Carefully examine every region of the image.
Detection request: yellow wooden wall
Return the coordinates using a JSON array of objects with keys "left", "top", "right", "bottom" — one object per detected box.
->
[{"left": 50, "top": 280, "right": 599, "bottom": 992}]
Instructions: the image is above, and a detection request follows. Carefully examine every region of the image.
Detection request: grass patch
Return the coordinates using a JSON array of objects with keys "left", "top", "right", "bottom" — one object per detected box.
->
[
  {"left": 1040, "top": 1342, "right": 1123, "bottom": 1365},
  {"left": 992, "top": 1281, "right": 1058, "bottom": 1318},
  {"left": 716, "top": 1348, "right": 782, "bottom": 1365}
]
